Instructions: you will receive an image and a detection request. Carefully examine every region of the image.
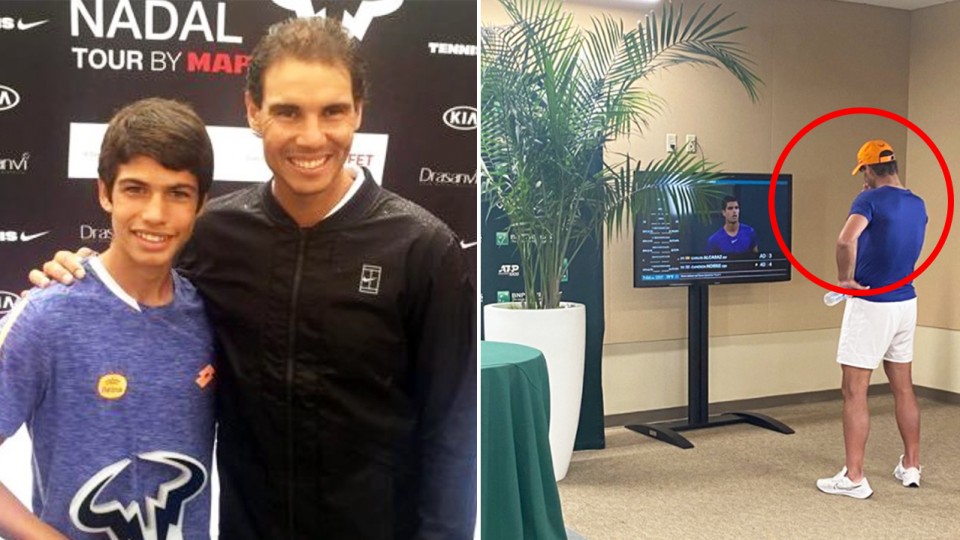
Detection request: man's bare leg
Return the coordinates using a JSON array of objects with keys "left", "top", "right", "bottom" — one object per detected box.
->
[
  {"left": 884, "top": 360, "right": 920, "bottom": 469},
  {"left": 842, "top": 365, "right": 873, "bottom": 482}
]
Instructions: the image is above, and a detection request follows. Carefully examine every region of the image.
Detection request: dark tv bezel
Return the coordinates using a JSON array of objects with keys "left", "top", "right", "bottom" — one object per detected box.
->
[{"left": 633, "top": 172, "right": 793, "bottom": 288}]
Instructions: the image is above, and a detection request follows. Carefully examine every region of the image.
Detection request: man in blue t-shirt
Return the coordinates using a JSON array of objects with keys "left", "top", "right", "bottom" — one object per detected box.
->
[
  {"left": 706, "top": 196, "right": 759, "bottom": 254},
  {"left": 817, "top": 140, "right": 927, "bottom": 500},
  {"left": 0, "top": 98, "right": 217, "bottom": 539}
]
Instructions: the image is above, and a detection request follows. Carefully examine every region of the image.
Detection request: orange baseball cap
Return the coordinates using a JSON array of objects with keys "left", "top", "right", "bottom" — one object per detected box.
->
[{"left": 852, "top": 139, "right": 895, "bottom": 175}]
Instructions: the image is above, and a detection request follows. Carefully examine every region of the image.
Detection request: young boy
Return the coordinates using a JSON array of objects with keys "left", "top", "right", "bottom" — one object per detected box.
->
[{"left": 0, "top": 98, "right": 216, "bottom": 539}]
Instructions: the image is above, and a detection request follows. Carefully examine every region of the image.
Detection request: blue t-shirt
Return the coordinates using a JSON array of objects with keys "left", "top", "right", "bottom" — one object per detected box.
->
[
  {"left": 850, "top": 186, "right": 927, "bottom": 302},
  {"left": 707, "top": 223, "right": 757, "bottom": 254},
  {"left": 0, "top": 258, "right": 216, "bottom": 539}
]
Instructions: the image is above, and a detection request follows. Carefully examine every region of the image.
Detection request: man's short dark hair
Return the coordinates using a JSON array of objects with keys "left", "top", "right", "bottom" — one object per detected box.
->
[
  {"left": 867, "top": 150, "right": 898, "bottom": 177},
  {"left": 98, "top": 98, "right": 214, "bottom": 208},
  {"left": 722, "top": 195, "right": 739, "bottom": 210},
  {"left": 246, "top": 17, "right": 367, "bottom": 107}
]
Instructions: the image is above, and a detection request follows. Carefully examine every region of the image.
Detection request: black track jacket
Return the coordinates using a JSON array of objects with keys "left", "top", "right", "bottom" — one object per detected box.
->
[{"left": 178, "top": 170, "right": 477, "bottom": 539}]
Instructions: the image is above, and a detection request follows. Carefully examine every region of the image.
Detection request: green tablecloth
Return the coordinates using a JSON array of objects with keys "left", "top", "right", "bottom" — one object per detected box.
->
[{"left": 481, "top": 341, "right": 567, "bottom": 540}]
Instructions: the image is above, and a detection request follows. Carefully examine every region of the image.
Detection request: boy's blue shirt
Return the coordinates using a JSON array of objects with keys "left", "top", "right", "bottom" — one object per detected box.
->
[{"left": 0, "top": 257, "right": 216, "bottom": 539}]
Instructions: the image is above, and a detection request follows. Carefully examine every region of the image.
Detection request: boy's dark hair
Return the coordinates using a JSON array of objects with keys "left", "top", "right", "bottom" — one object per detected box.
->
[
  {"left": 867, "top": 150, "right": 898, "bottom": 177},
  {"left": 246, "top": 17, "right": 367, "bottom": 107},
  {"left": 98, "top": 98, "right": 213, "bottom": 208},
  {"left": 722, "top": 195, "right": 739, "bottom": 210}
]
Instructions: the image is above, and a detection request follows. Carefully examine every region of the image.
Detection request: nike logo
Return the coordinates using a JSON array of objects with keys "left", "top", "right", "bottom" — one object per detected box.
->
[
  {"left": 360, "top": 276, "right": 377, "bottom": 283},
  {"left": 731, "top": 239, "right": 738, "bottom": 243},
  {"left": 460, "top": 240, "right": 477, "bottom": 250},
  {"left": 19, "top": 231, "right": 50, "bottom": 242},
  {"left": 16, "top": 19, "right": 49, "bottom": 31}
]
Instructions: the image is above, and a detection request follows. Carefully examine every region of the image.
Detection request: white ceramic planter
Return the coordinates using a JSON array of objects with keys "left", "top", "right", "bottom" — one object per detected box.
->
[{"left": 483, "top": 302, "right": 586, "bottom": 481}]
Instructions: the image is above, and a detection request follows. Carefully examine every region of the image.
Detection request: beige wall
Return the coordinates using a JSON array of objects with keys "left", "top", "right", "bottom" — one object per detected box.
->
[
  {"left": 596, "top": 0, "right": 912, "bottom": 344},
  {"left": 908, "top": 1, "right": 960, "bottom": 331},
  {"left": 914, "top": 328, "right": 960, "bottom": 393},
  {"left": 482, "top": 0, "right": 960, "bottom": 414},
  {"left": 602, "top": 328, "right": 870, "bottom": 415}
]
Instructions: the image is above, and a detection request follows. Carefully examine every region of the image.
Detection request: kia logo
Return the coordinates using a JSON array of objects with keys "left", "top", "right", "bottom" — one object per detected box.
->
[
  {"left": 443, "top": 106, "right": 476, "bottom": 131},
  {"left": 0, "top": 291, "right": 19, "bottom": 315},
  {"left": 0, "top": 85, "right": 20, "bottom": 112}
]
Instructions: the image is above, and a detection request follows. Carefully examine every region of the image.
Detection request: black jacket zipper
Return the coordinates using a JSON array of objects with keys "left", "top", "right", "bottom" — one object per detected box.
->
[{"left": 287, "top": 230, "right": 307, "bottom": 537}]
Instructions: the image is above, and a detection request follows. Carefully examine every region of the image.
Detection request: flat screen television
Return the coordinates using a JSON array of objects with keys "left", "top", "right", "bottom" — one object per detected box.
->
[{"left": 634, "top": 173, "right": 792, "bottom": 287}]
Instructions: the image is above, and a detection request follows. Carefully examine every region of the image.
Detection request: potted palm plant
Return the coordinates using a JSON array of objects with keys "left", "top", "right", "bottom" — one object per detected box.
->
[{"left": 481, "top": 0, "right": 762, "bottom": 480}]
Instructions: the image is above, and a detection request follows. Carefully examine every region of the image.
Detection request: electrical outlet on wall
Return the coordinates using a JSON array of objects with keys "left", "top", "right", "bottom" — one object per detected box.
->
[
  {"left": 666, "top": 133, "right": 677, "bottom": 153},
  {"left": 685, "top": 134, "right": 697, "bottom": 154}
]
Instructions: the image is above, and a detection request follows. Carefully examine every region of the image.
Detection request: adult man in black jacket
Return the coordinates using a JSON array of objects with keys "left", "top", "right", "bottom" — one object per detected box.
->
[{"left": 32, "top": 17, "right": 476, "bottom": 540}]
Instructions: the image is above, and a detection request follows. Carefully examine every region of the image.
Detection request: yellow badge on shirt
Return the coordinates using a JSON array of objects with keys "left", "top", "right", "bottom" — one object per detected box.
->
[{"left": 98, "top": 373, "right": 127, "bottom": 400}]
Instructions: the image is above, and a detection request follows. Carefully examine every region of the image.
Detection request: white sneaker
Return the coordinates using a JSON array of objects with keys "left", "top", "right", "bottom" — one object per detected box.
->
[
  {"left": 817, "top": 467, "right": 874, "bottom": 499},
  {"left": 894, "top": 455, "right": 921, "bottom": 488}
]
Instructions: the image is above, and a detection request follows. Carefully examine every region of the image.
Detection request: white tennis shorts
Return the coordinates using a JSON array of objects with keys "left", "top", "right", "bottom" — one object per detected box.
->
[{"left": 836, "top": 297, "right": 917, "bottom": 370}]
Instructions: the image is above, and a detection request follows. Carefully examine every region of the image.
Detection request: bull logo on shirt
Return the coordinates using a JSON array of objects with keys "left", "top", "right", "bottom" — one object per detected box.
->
[{"left": 69, "top": 451, "right": 208, "bottom": 540}]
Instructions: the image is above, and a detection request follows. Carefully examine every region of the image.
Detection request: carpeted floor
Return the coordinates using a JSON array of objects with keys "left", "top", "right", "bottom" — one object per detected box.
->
[{"left": 557, "top": 395, "right": 960, "bottom": 539}]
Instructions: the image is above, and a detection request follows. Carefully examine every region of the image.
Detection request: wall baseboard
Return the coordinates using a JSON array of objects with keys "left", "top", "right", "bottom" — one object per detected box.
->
[
  {"left": 604, "top": 384, "right": 952, "bottom": 428},
  {"left": 914, "top": 385, "right": 960, "bottom": 405}
]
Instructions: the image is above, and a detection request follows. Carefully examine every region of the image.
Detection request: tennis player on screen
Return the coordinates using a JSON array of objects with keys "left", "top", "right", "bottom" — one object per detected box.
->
[
  {"left": 706, "top": 196, "right": 759, "bottom": 254},
  {"left": 817, "top": 140, "right": 928, "bottom": 499}
]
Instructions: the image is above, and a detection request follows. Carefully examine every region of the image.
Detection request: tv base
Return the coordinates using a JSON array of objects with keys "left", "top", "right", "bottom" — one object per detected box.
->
[
  {"left": 625, "top": 284, "right": 794, "bottom": 450},
  {"left": 625, "top": 411, "right": 794, "bottom": 450}
]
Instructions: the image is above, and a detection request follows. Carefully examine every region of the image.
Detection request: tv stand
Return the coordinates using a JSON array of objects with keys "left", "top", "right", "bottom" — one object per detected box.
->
[{"left": 625, "top": 284, "right": 794, "bottom": 449}]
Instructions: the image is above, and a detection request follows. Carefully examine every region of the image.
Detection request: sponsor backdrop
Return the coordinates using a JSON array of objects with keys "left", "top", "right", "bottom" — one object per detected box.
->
[
  {"left": 480, "top": 200, "right": 607, "bottom": 451},
  {"left": 0, "top": 0, "right": 477, "bottom": 312},
  {"left": 0, "top": 0, "right": 475, "bottom": 516}
]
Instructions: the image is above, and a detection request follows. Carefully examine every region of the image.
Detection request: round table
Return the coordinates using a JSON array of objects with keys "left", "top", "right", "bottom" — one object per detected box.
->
[{"left": 481, "top": 341, "right": 567, "bottom": 540}]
